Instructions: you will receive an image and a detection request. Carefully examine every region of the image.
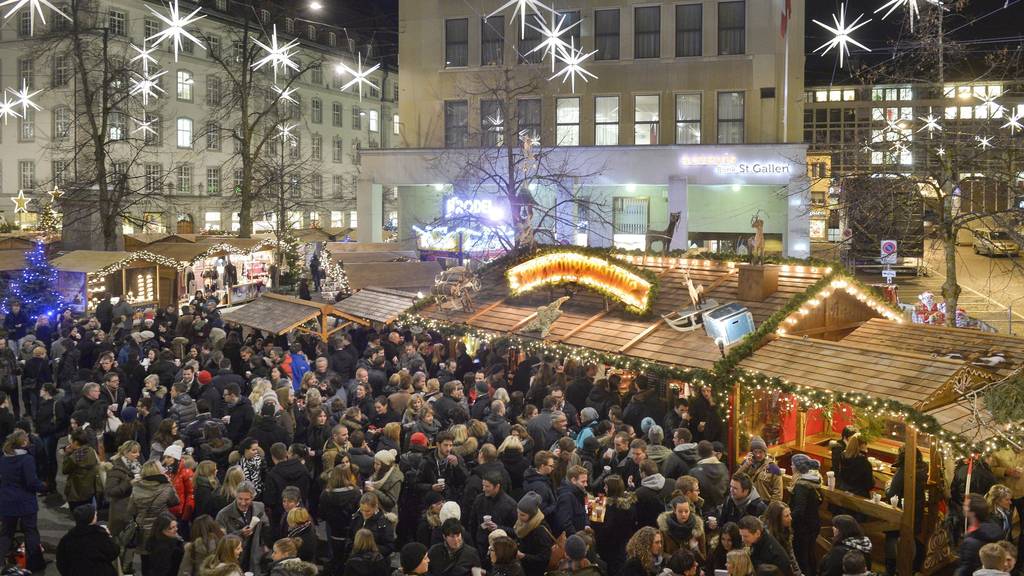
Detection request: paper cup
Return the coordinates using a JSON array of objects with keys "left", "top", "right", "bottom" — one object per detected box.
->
[
  {"left": 890, "top": 495, "right": 900, "bottom": 507},
  {"left": 872, "top": 493, "right": 882, "bottom": 503},
  {"left": 483, "top": 515, "right": 492, "bottom": 523},
  {"left": 438, "top": 478, "right": 446, "bottom": 486}
]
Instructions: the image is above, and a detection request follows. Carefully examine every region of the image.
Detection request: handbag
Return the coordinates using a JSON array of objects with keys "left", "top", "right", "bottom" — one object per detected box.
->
[
  {"left": 545, "top": 527, "right": 566, "bottom": 571},
  {"left": 117, "top": 492, "right": 160, "bottom": 549}
]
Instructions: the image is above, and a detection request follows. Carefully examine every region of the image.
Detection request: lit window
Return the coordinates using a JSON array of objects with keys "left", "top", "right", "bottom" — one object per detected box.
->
[
  {"left": 842, "top": 90, "right": 855, "bottom": 101},
  {"left": 634, "top": 95, "right": 659, "bottom": 145},
  {"left": 205, "top": 212, "right": 221, "bottom": 230},
  {"left": 595, "top": 96, "right": 619, "bottom": 145},
  {"left": 555, "top": 97, "right": 580, "bottom": 146},
  {"left": 393, "top": 114, "right": 400, "bottom": 135},
  {"left": 815, "top": 91, "right": 827, "bottom": 103},
  {"left": 177, "top": 117, "right": 193, "bottom": 148},
  {"left": 368, "top": 110, "right": 379, "bottom": 132},
  {"left": 829, "top": 90, "right": 841, "bottom": 102},
  {"left": 717, "top": 91, "right": 745, "bottom": 144},
  {"left": 176, "top": 70, "right": 193, "bottom": 101},
  {"left": 331, "top": 211, "right": 343, "bottom": 228},
  {"left": 675, "top": 93, "right": 701, "bottom": 144},
  {"left": 349, "top": 211, "right": 358, "bottom": 228}
]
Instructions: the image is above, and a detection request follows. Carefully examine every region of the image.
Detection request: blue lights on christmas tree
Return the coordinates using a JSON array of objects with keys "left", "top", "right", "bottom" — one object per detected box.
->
[{"left": 2, "top": 240, "right": 65, "bottom": 319}]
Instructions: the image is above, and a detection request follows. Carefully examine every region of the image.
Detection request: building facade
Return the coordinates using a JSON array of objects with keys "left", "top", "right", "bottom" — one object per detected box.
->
[
  {"left": 359, "top": 0, "right": 811, "bottom": 258},
  {"left": 0, "top": 0, "right": 398, "bottom": 238}
]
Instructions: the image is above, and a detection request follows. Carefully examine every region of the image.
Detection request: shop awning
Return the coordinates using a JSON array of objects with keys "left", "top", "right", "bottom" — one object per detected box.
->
[
  {"left": 333, "top": 287, "right": 419, "bottom": 324},
  {"left": 221, "top": 292, "right": 369, "bottom": 340},
  {"left": 51, "top": 250, "right": 138, "bottom": 274},
  {"left": 344, "top": 261, "right": 442, "bottom": 292}
]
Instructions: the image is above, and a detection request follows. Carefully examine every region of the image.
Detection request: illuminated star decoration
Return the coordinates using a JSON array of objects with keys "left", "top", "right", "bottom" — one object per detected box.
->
[
  {"left": 486, "top": 0, "right": 554, "bottom": 39},
  {"left": 132, "top": 118, "right": 158, "bottom": 138},
  {"left": 527, "top": 13, "right": 580, "bottom": 72},
  {"left": 890, "top": 141, "right": 909, "bottom": 156},
  {"left": 130, "top": 41, "right": 159, "bottom": 74},
  {"left": 129, "top": 69, "right": 167, "bottom": 106},
  {"left": 275, "top": 123, "right": 297, "bottom": 144},
  {"left": 976, "top": 135, "right": 994, "bottom": 150},
  {"left": 936, "top": 147, "right": 946, "bottom": 157},
  {"left": 11, "top": 190, "right": 29, "bottom": 214},
  {"left": 272, "top": 85, "right": 298, "bottom": 105},
  {"left": 875, "top": 0, "right": 944, "bottom": 32},
  {"left": 976, "top": 92, "right": 1005, "bottom": 117},
  {"left": 146, "top": 0, "right": 206, "bottom": 62},
  {"left": 6, "top": 79, "right": 41, "bottom": 116},
  {"left": 917, "top": 113, "right": 942, "bottom": 136},
  {"left": 0, "top": 0, "right": 72, "bottom": 36},
  {"left": 1002, "top": 112, "right": 1023, "bottom": 135},
  {"left": 550, "top": 38, "right": 597, "bottom": 94},
  {"left": 252, "top": 24, "right": 300, "bottom": 84},
  {"left": 337, "top": 53, "right": 380, "bottom": 102},
  {"left": 0, "top": 93, "right": 20, "bottom": 125},
  {"left": 883, "top": 117, "right": 906, "bottom": 134},
  {"left": 812, "top": 4, "right": 871, "bottom": 69},
  {"left": 860, "top": 142, "right": 873, "bottom": 153},
  {"left": 47, "top": 184, "right": 62, "bottom": 202}
]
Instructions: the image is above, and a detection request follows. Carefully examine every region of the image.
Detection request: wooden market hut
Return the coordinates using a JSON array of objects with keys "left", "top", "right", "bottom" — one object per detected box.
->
[
  {"left": 344, "top": 261, "right": 443, "bottom": 294},
  {"left": 220, "top": 292, "right": 368, "bottom": 341},
  {"left": 50, "top": 250, "right": 178, "bottom": 310},
  {"left": 333, "top": 287, "right": 420, "bottom": 325}
]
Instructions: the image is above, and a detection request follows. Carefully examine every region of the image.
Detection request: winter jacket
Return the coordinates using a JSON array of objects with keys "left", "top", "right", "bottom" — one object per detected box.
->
[
  {"left": 129, "top": 474, "right": 180, "bottom": 550},
  {"left": 62, "top": 445, "right": 101, "bottom": 503},
  {"left": 514, "top": 511, "right": 555, "bottom": 576},
  {"left": 789, "top": 473, "right": 823, "bottom": 543},
  {"left": 620, "top": 557, "right": 655, "bottom": 576},
  {"left": 225, "top": 397, "right": 256, "bottom": 444},
  {"left": 635, "top": 474, "right": 671, "bottom": 528},
  {"left": 553, "top": 480, "right": 589, "bottom": 537},
  {"left": 837, "top": 454, "right": 874, "bottom": 497},
  {"left": 148, "top": 534, "right": 185, "bottom": 576},
  {"left": 198, "top": 438, "right": 234, "bottom": 474},
  {"left": 955, "top": 522, "right": 1006, "bottom": 576},
  {"left": 657, "top": 510, "right": 705, "bottom": 556},
  {"left": 55, "top": 523, "right": 120, "bottom": 576},
  {"left": 320, "top": 486, "right": 361, "bottom": 541},
  {"left": 169, "top": 393, "right": 199, "bottom": 429},
  {"left": 648, "top": 444, "right": 688, "bottom": 480},
  {"left": 350, "top": 509, "right": 397, "bottom": 557},
  {"left": 750, "top": 532, "right": 795, "bottom": 576},
  {"left": 179, "top": 537, "right": 219, "bottom": 576},
  {"left": 104, "top": 455, "right": 137, "bottom": 537},
  {"left": 427, "top": 542, "right": 482, "bottom": 576},
  {"left": 288, "top": 352, "right": 310, "bottom": 391},
  {"left": 248, "top": 416, "right": 291, "bottom": 456},
  {"left": 370, "top": 465, "right": 404, "bottom": 514},
  {"left": 719, "top": 486, "right": 768, "bottom": 527},
  {"left": 416, "top": 449, "right": 469, "bottom": 502},
  {"left": 193, "top": 475, "right": 220, "bottom": 520},
  {"left": 269, "top": 558, "right": 319, "bottom": 576},
  {"left": 468, "top": 489, "right": 518, "bottom": 551},
  {"left": 592, "top": 494, "right": 636, "bottom": 576},
  {"left": 215, "top": 500, "right": 271, "bottom": 570},
  {"left": 522, "top": 468, "right": 558, "bottom": 520},
  {"left": 343, "top": 551, "right": 389, "bottom": 576},
  {"left": 500, "top": 449, "right": 530, "bottom": 497},
  {"left": 0, "top": 449, "right": 45, "bottom": 516},
  {"left": 265, "top": 457, "right": 313, "bottom": 527},
  {"left": 736, "top": 455, "right": 785, "bottom": 503},
  {"left": 690, "top": 456, "right": 730, "bottom": 514},
  {"left": 819, "top": 536, "right": 873, "bottom": 576},
  {"left": 169, "top": 465, "right": 195, "bottom": 522}
]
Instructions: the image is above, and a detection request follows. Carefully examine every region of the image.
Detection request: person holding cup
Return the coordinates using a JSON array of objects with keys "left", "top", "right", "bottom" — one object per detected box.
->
[
  {"left": 467, "top": 471, "right": 518, "bottom": 552},
  {"left": 417, "top": 431, "right": 469, "bottom": 501},
  {"left": 789, "top": 454, "right": 823, "bottom": 576}
]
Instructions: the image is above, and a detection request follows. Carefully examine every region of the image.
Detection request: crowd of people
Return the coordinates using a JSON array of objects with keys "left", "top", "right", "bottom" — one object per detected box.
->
[{"left": 0, "top": 295, "right": 1021, "bottom": 576}]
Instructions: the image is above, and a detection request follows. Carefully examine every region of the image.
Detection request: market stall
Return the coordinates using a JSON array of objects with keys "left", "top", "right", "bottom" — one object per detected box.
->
[
  {"left": 333, "top": 287, "right": 420, "bottom": 325},
  {"left": 146, "top": 239, "right": 277, "bottom": 307},
  {"left": 221, "top": 292, "right": 368, "bottom": 341},
  {"left": 50, "top": 250, "right": 178, "bottom": 312}
]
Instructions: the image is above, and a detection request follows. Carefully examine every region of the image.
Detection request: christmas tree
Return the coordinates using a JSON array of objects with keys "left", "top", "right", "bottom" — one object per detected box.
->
[{"left": 2, "top": 240, "right": 65, "bottom": 319}]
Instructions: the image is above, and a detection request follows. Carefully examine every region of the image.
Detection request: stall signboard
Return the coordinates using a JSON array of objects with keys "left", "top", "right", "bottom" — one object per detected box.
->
[{"left": 58, "top": 271, "right": 88, "bottom": 313}]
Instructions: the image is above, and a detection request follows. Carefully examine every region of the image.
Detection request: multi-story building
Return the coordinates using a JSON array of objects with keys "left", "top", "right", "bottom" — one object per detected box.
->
[
  {"left": 358, "top": 0, "right": 812, "bottom": 257},
  {"left": 0, "top": 0, "right": 398, "bottom": 240}
]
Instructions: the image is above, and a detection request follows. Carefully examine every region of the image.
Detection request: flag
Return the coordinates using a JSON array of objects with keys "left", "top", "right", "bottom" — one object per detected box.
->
[{"left": 780, "top": 0, "right": 793, "bottom": 38}]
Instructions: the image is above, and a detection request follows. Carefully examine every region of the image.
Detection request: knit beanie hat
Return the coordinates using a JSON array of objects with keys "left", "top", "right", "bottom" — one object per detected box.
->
[
  {"left": 439, "top": 501, "right": 461, "bottom": 523},
  {"left": 518, "top": 491, "right": 542, "bottom": 517},
  {"left": 749, "top": 436, "right": 768, "bottom": 452},
  {"left": 423, "top": 492, "right": 444, "bottom": 508},
  {"left": 641, "top": 417, "right": 656, "bottom": 435},
  {"left": 374, "top": 449, "right": 397, "bottom": 467},
  {"left": 791, "top": 453, "right": 820, "bottom": 474},
  {"left": 565, "top": 534, "right": 588, "bottom": 561},
  {"left": 399, "top": 542, "right": 428, "bottom": 573},
  {"left": 410, "top": 432, "right": 429, "bottom": 447},
  {"left": 197, "top": 370, "right": 213, "bottom": 385},
  {"left": 120, "top": 406, "right": 138, "bottom": 423}
]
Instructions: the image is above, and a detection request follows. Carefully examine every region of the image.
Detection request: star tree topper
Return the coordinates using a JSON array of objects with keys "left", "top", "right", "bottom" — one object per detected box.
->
[
  {"left": 0, "top": 0, "right": 71, "bottom": 36},
  {"left": 812, "top": 3, "right": 871, "bottom": 69},
  {"left": 146, "top": 0, "right": 206, "bottom": 62}
]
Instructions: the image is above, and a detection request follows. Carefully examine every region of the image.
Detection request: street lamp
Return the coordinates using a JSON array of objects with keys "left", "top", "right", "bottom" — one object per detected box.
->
[{"left": 309, "top": 2, "right": 322, "bottom": 10}]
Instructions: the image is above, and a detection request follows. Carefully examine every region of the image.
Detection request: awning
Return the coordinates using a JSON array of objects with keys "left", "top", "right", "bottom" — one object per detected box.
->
[
  {"left": 221, "top": 292, "right": 369, "bottom": 341},
  {"left": 334, "top": 287, "right": 419, "bottom": 324}
]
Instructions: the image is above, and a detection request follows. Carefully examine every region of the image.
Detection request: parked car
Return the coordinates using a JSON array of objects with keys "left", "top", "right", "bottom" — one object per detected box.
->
[{"left": 973, "top": 229, "right": 1020, "bottom": 257}]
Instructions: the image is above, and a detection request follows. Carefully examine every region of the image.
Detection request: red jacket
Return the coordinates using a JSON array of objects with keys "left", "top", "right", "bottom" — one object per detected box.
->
[{"left": 168, "top": 466, "right": 194, "bottom": 521}]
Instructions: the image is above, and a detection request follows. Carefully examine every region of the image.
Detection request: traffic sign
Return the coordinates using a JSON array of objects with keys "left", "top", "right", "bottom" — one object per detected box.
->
[{"left": 880, "top": 240, "right": 898, "bottom": 264}]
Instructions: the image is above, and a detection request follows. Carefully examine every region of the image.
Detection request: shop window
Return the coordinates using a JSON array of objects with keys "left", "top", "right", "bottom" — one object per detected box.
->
[{"left": 595, "top": 96, "right": 619, "bottom": 145}]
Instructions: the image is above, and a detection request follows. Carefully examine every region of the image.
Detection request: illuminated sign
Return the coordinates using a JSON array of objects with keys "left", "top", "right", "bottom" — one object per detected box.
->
[
  {"left": 680, "top": 153, "right": 738, "bottom": 166},
  {"left": 507, "top": 252, "right": 652, "bottom": 314},
  {"left": 445, "top": 197, "right": 506, "bottom": 221},
  {"left": 679, "top": 154, "right": 793, "bottom": 177}
]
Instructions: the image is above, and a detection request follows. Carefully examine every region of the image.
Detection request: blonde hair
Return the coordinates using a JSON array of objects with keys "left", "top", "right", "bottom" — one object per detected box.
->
[
  {"left": 32, "top": 346, "right": 46, "bottom": 359},
  {"left": 116, "top": 440, "right": 141, "bottom": 459},
  {"left": 141, "top": 459, "right": 164, "bottom": 477},
  {"left": 218, "top": 466, "right": 245, "bottom": 499},
  {"left": 351, "top": 528, "right": 379, "bottom": 554},
  {"left": 844, "top": 434, "right": 866, "bottom": 459},
  {"left": 987, "top": 484, "right": 1013, "bottom": 510},
  {"left": 249, "top": 379, "right": 272, "bottom": 407},
  {"left": 450, "top": 424, "right": 468, "bottom": 444},
  {"left": 498, "top": 435, "right": 523, "bottom": 454},
  {"left": 382, "top": 422, "right": 401, "bottom": 444},
  {"left": 626, "top": 527, "right": 660, "bottom": 571},
  {"left": 300, "top": 372, "right": 318, "bottom": 391},
  {"left": 727, "top": 549, "right": 754, "bottom": 576},
  {"left": 194, "top": 460, "right": 220, "bottom": 490},
  {"left": 305, "top": 388, "right": 322, "bottom": 406},
  {"left": 425, "top": 378, "right": 440, "bottom": 393},
  {"left": 287, "top": 507, "right": 311, "bottom": 527}
]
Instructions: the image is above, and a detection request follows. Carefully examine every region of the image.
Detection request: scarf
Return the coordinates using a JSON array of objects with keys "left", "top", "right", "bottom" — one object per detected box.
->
[
  {"left": 514, "top": 510, "right": 545, "bottom": 539},
  {"left": 663, "top": 512, "right": 697, "bottom": 540},
  {"left": 288, "top": 522, "right": 313, "bottom": 539},
  {"left": 240, "top": 455, "right": 264, "bottom": 493}
]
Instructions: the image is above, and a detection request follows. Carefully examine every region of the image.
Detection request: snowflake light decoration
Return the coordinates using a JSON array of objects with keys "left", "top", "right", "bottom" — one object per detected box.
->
[
  {"left": 0, "top": 93, "right": 21, "bottom": 125},
  {"left": 272, "top": 85, "right": 299, "bottom": 105},
  {"left": 129, "top": 70, "right": 167, "bottom": 106},
  {"left": 527, "top": 13, "right": 580, "bottom": 72},
  {"left": 252, "top": 25, "right": 300, "bottom": 84},
  {"left": 917, "top": 113, "right": 942, "bottom": 136},
  {"left": 812, "top": 4, "right": 871, "bottom": 69},
  {"left": 0, "top": 0, "right": 71, "bottom": 36},
  {"left": 275, "top": 123, "right": 297, "bottom": 144},
  {"left": 550, "top": 38, "right": 597, "bottom": 94},
  {"left": 883, "top": 117, "right": 907, "bottom": 134},
  {"left": 976, "top": 135, "right": 994, "bottom": 150},
  {"left": 337, "top": 53, "right": 380, "bottom": 102},
  {"left": 7, "top": 79, "right": 41, "bottom": 116},
  {"left": 975, "top": 93, "right": 1005, "bottom": 118},
  {"left": 146, "top": 0, "right": 206, "bottom": 62},
  {"left": 130, "top": 41, "right": 159, "bottom": 74},
  {"left": 133, "top": 118, "right": 158, "bottom": 138},
  {"left": 486, "top": 0, "right": 554, "bottom": 39},
  {"left": 875, "top": 0, "right": 944, "bottom": 32},
  {"left": 1002, "top": 112, "right": 1023, "bottom": 135},
  {"left": 936, "top": 147, "right": 946, "bottom": 157}
]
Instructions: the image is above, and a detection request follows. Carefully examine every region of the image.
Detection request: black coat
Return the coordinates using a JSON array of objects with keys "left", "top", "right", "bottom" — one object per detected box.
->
[
  {"left": 500, "top": 450, "right": 530, "bottom": 498},
  {"left": 248, "top": 416, "right": 290, "bottom": 456},
  {"left": 552, "top": 481, "right": 588, "bottom": 537},
  {"left": 521, "top": 469, "right": 558, "bottom": 520},
  {"left": 954, "top": 521, "right": 1005, "bottom": 576},
  {"left": 468, "top": 490, "right": 518, "bottom": 551},
  {"left": 789, "top": 477, "right": 823, "bottom": 539},
  {"left": 343, "top": 551, "right": 389, "bottom": 576},
  {"left": 350, "top": 510, "right": 396, "bottom": 557},
  {"left": 55, "top": 523, "right": 120, "bottom": 576},
  {"left": 819, "top": 537, "right": 873, "bottom": 576},
  {"left": 593, "top": 497, "right": 636, "bottom": 576},
  {"left": 516, "top": 518, "right": 554, "bottom": 576},
  {"left": 427, "top": 542, "right": 482, "bottom": 576},
  {"left": 837, "top": 454, "right": 874, "bottom": 497},
  {"left": 226, "top": 398, "right": 256, "bottom": 444},
  {"left": 147, "top": 535, "right": 185, "bottom": 576},
  {"left": 749, "top": 532, "right": 794, "bottom": 576},
  {"left": 319, "top": 487, "right": 361, "bottom": 538}
]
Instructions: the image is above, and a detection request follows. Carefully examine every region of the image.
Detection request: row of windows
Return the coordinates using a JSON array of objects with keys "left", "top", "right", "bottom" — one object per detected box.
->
[
  {"left": 191, "top": 210, "right": 362, "bottom": 233},
  {"left": 444, "top": 92, "right": 745, "bottom": 148},
  {"left": 444, "top": 1, "right": 745, "bottom": 68}
]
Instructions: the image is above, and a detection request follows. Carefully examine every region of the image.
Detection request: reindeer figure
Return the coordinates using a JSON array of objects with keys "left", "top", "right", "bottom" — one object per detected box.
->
[
  {"left": 750, "top": 211, "right": 766, "bottom": 266},
  {"left": 682, "top": 266, "right": 705, "bottom": 309}
]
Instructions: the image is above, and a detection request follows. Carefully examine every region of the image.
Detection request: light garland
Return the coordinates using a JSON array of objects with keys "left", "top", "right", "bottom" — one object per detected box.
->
[{"left": 506, "top": 250, "right": 654, "bottom": 314}]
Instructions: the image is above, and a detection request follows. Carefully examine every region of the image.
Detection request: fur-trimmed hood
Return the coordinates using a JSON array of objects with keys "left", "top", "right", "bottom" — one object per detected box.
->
[{"left": 269, "top": 558, "right": 319, "bottom": 576}]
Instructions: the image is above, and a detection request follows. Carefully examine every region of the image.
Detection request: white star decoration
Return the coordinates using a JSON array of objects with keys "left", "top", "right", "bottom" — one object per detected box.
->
[
  {"left": 875, "top": 0, "right": 944, "bottom": 32},
  {"left": 486, "top": 0, "right": 554, "bottom": 39},
  {"left": 550, "top": 38, "right": 597, "bottom": 94},
  {"left": 146, "top": 0, "right": 205, "bottom": 62},
  {"left": 130, "top": 41, "right": 159, "bottom": 74},
  {"left": 1002, "top": 112, "right": 1023, "bottom": 135},
  {"left": 883, "top": 117, "right": 906, "bottom": 134},
  {"left": 976, "top": 136, "right": 994, "bottom": 150},
  {"left": 133, "top": 118, "right": 158, "bottom": 138},
  {"left": 527, "top": 13, "right": 580, "bottom": 72},
  {"left": 129, "top": 70, "right": 167, "bottom": 106},
  {"left": 0, "top": 0, "right": 71, "bottom": 36},
  {"left": 936, "top": 147, "right": 946, "bottom": 157},
  {"left": 812, "top": 4, "right": 871, "bottom": 69},
  {"left": 6, "top": 80, "right": 41, "bottom": 116},
  {"left": 975, "top": 93, "right": 1005, "bottom": 117},
  {"left": 252, "top": 25, "right": 300, "bottom": 84},
  {"left": 336, "top": 53, "right": 380, "bottom": 102},
  {"left": 275, "top": 123, "right": 297, "bottom": 143},
  {"left": 272, "top": 84, "right": 298, "bottom": 105},
  {"left": 917, "top": 113, "right": 942, "bottom": 136},
  {"left": 11, "top": 190, "right": 29, "bottom": 213},
  {"left": 0, "top": 93, "right": 20, "bottom": 125}
]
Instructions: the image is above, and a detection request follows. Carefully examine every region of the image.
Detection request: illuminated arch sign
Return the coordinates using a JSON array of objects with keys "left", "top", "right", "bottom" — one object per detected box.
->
[{"left": 507, "top": 252, "right": 653, "bottom": 314}]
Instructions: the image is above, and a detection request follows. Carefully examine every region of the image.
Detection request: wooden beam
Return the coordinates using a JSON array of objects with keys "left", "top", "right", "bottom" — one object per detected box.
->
[
  {"left": 730, "top": 381, "right": 742, "bottom": 468},
  {"left": 465, "top": 297, "right": 508, "bottom": 324},
  {"left": 618, "top": 319, "right": 665, "bottom": 353},
  {"left": 898, "top": 426, "right": 919, "bottom": 576},
  {"left": 788, "top": 320, "right": 868, "bottom": 337},
  {"left": 558, "top": 307, "right": 615, "bottom": 342},
  {"left": 797, "top": 410, "right": 807, "bottom": 449},
  {"left": 509, "top": 312, "right": 539, "bottom": 332}
]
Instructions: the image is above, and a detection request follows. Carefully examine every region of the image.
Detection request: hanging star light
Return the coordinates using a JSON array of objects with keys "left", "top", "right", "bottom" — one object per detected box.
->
[
  {"left": 129, "top": 69, "right": 167, "bottom": 106},
  {"left": 527, "top": 13, "right": 580, "bottom": 72},
  {"left": 936, "top": 146, "right": 946, "bottom": 157},
  {"left": 336, "top": 53, "right": 380, "bottom": 102},
  {"left": 1002, "top": 111, "right": 1023, "bottom": 135},
  {"left": 875, "top": 0, "right": 944, "bottom": 32},
  {"left": 975, "top": 93, "right": 1005, "bottom": 117},
  {"left": 146, "top": 0, "right": 206, "bottom": 62},
  {"left": 7, "top": 79, "right": 41, "bottom": 116},
  {"left": 132, "top": 118, "right": 158, "bottom": 138},
  {"left": 272, "top": 85, "right": 298, "bottom": 105},
  {"left": 860, "top": 142, "right": 874, "bottom": 153},
  {"left": 130, "top": 41, "right": 159, "bottom": 74},
  {"left": 976, "top": 135, "right": 994, "bottom": 150},
  {"left": 11, "top": 190, "right": 29, "bottom": 214},
  {"left": 917, "top": 112, "right": 942, "bottom": 136},
  {"left": 275, "top": 123, "right": 297, "bottom": 143},
  {"left": 252, "top": 24, "right": 300, "bottom": 83},
  {"left": 47, "top": 184, "right": 62, "bottom": 203},
  {"left": 812, "top": 3, "right": 871, "bottom": 69},
  {"left": 486, "top": 0, "right": 555, "bottom": 39},
  {"left": 550, "top": 37, "right": 597, "bottom": 94},
  {"left": 0, "top": 0, "right": 71, "bottom": 36},
  {"left": 0, "top": 93, "right": 20, "bottom": 125}
]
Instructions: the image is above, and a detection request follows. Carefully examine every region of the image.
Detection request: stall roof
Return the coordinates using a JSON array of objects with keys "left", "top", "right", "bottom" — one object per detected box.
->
[
  {"left": 345, "top": 261, "right": 442, "bottom": 292},
  {"left": 221, "top": 292, "right": 368, "bottom": 338},
  {"left": 0, "top": 250, "right": 26, "bottom": 271},
  {"left": 146, "top": 242, "right": 216, "bottom": 263},
  {"left": 334, "top": 287, "right": 419, "bottom": 324},
  {"left": 844, "top": 318, "right": 1024, "bottom": 377},
  {"left": 326, "top": 241, "right": 413, "bottom": 253},
  {"left": 738, "top": 336, "right": 968, "bottom": 409},
  {"left": 51, "top": 250, "right": 137, "bottom": 273},
  {"left": 419, "top": 258, "right": 826, "bottom": 371},
  {"left": 328, "top": 250, "right": 418, "bottom": 264}
]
